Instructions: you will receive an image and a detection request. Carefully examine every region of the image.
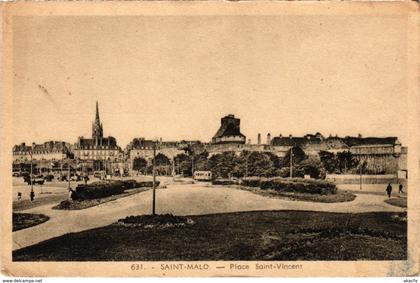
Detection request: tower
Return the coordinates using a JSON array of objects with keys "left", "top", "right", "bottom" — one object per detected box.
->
[
  {"left": 267, "top": 133, "right": 271, "bottom": 145},
  {"left": 257, "top": 133, "right": 261, "bottom": 145},
  {"left": 92, "top": 101, "right": 103, "bottom": 140},
  {"left": 211, "top": 114, "right": 246, "bottom": 144}
]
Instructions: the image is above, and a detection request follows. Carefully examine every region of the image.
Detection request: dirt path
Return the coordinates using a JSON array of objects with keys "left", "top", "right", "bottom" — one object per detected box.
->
[{"left": 13, "top": 183, "right": 405, "bottom": 250}]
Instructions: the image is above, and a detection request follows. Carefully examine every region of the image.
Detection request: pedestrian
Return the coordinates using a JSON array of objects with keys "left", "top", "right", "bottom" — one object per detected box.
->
[
  {"left": 68, "top": 188, "right": 73, "bottom": 200},
  {"left": 386, "top": 183, "right": 392, "bottom": 198},
  {"left": 399, "top": 183, "right": 404, "bottom": 194},
  {"left": 30, "top": 190, "right": 35, "bottom": 202},
  {"left": 17, "top": 192, "right": 22, "bottom": 201}
]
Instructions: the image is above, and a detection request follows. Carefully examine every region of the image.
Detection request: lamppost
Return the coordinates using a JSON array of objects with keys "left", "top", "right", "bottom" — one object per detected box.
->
[
  {"left": 67, "top": 157, "right": 71, "bottom": 199},
  {"left": 152, "top": 141, "right": 157, "bottom": 216},
  {"left": 172, "top": 156, "right": 176, "bottom": 179},
  {"left": 107, "top": 157, "right": 111, "bottom": 180},
  {"left": 245, "top": 151, "right": 251, "bottom": 178},
  {"left": 359, "top": 161, "right": 366, "bottom": 190},
  {"left": 30, "top": 143, "right": 34, "bottom": 194},
  {"left": 191, "top": 153, "right": 195, "bottom": 178},
  {"left": 289, "top": 147, "right": 293, "bottom": 178}
]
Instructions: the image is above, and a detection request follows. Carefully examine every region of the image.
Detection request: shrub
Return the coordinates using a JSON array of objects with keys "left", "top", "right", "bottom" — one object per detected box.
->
[
  {"left": 297, "top": 156, "right": 327, "bottom": 179},
  {"left": 241, "top": 177, "right": 265, "bottom": 187},
  {"left": 136, "top": 180, "right": 160, "bottom": 188},
  {"left": 275, "top": 167, "right": 305, "bottom": 178},
  {"left": 71, "top": 181, "right": 126, "bottom": 200},
  {"left": 212, "top": 179, "right": 234, "bottom": 185},
  {"left": 55, "top": 200, "right": 73, "bottom": 209},
  {"left": 71, "top": 180, "right": 160, "bottom": 201},
  {"left": 248, "top": 177, "right": 337, "bottom": 195}
]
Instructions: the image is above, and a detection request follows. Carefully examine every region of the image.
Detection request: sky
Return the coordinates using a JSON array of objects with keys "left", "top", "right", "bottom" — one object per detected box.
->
[{"left": 12, "top": 15, "right": 409, "bottom": 147}]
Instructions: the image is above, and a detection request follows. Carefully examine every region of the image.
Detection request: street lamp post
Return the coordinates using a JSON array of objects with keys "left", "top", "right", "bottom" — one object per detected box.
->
[
  {"left": 172, "top": 157, "right": 176, "bottom": 179},
  {"left": 30, "top": 143, "right": 34, "bottom": 194},
  {"left": 67, "top": 158, "right": 71, "bottom": 199},
  {"left": 191, "top": 154, "right": 195, "bottom": 178},
  {"left": 289, "top": 147, "right": 293, "bottom": 178},
  {"left": 245, "top": 151, "right": 250, "bottom": 178},
  {"left": 152, "top": 141, "right": 157, "bottom": 216}
]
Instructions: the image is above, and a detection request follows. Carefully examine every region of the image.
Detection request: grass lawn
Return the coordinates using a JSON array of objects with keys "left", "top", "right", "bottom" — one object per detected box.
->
[
  {"left": 237, "top": 185, "right": 356, "bottom": 203},
  {"left": 13, "top": 213, "right": 50, "bottom": 232},
  {"left": 13, "top": 210, "right": 406, "bottom": 261},
  {"left": 52, "top": 187, "right": 150, "bottom": 210},
  {"left": 385, "top": 197, "right": 407, "bottom": 208},
  {"left": 13, "top": 194, "right": 68, "bottom": 212}
]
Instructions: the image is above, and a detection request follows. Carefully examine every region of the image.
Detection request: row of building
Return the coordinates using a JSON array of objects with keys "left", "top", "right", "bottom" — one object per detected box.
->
[{"left": 12, "top": 103, "right": 408, "bottom": 176}]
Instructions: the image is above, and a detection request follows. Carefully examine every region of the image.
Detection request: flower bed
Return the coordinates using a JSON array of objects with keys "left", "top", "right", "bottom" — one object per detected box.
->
[
  {"left": 242, "top": 177, "right": 336, "bottom": 195},
  {"left": 71, "top": 180, "right": 160, "bottom": 201},
  {"left": 117, "top": 214, "right": 194, "bottom": 229},
  {"left": 13, "top": 213, "right": 50, "bottom": 231}
]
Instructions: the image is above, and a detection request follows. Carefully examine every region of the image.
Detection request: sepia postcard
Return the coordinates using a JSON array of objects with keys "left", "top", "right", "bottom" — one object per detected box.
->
[{"left": 0, "top": 0, "right": 419, "bottom": 278}]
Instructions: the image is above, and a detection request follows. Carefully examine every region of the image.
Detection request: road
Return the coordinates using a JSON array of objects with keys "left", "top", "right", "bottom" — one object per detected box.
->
[{"left": 12, "top": 182, "right": 405, "bottom": 250}]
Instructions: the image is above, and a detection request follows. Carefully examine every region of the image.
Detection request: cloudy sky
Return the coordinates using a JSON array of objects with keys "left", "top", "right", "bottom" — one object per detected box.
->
[{"left": 12, "top": 15, "right": 408, "bottom": 146}]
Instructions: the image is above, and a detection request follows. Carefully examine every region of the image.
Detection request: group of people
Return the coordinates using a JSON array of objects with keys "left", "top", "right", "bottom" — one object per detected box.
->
[
  {"left": 386, "top": 182, "right": 404, "bottom": 198},
  {"left": 16, "top": 191, "right": 35, "bottom": 201}
]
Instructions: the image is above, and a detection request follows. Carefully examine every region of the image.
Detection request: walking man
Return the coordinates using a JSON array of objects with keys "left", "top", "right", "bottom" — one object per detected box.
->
[
  {"left": 386, "top": 183, "right": 392, "bottom": 198},
  {"left": 399, "top": 183, "right": 404, "bottom": 194}
]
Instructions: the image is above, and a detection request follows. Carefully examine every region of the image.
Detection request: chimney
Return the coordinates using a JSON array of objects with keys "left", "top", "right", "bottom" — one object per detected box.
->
[
  {"left": 266, "top": 133, "right": 271, "bottom": 145},
  {"left": 257, "top": 133, "right": 261, "bottom": 145},
  {"left": 248, "top": 138, "right": 251, "bottom": 144}
]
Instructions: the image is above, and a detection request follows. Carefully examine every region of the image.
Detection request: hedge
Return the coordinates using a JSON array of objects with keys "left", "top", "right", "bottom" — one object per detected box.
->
[
  {"left": 71, "top": 179, "right": 160, "bottom": 201},
  {"left": 212, "top": 179, "right": 235, "bottom": 186},
  {"left": 241, "top": 177, "right": 267, "bottom": 187},
  {"left": 242, "top": 177, "right": 336, "bottom": 195}
]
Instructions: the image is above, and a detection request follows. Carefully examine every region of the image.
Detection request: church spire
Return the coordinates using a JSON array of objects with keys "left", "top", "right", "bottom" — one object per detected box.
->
[
  {"left": 92, "top": 101, "right": 103, "bottom": 139},
  {"left": 95, "top": 101, "right": 100, "bottom": 123}
]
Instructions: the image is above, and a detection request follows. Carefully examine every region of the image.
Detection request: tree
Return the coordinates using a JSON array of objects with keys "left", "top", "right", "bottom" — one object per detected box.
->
[
  {"left": 281, "top": 146, "right": 306, "bottom": 167},
  {"left": 151, "top": 153, "right": 171, "bottom": 175},
  {"left": 336, "top": 151, "right": 359, "bottom": 173},
  {"left": 153, "top": 153, "right": 170, "bottom": 166},
  {"left": 297, "top": 155, "right": 326, "bottom": 179},
  {"left": 188, "top": 142, "right": 207, "bottom": 174},
  {"left": 247, "top": 152, "right": 274, "bottom": 177},
  {"left": 319, "top": 151, "right": 338, "bottom": 174},
  {"left": 132, "top": 157, "right": 148, "bottom": 173},
  {"left": 174, "top": 153, "right": 192, "bottom": 176},
  {"left": 275, "top": 166, "right": 305, "bottom": 178},
  {"left": 207, "top": 151, "right": 238, "bottom": 179},
  {"left": 265, "top": 152, "right": 282, "bottom": 169},
  {"left": 193, "top": 151, "right": 209, "bottom": 171}
]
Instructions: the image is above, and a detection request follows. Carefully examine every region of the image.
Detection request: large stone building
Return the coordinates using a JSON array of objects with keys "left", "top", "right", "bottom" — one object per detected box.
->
[
  {"left": 206, "top": 116, "right": 407, "bottom": 175},
  {"left": 271, "top": 133, "right": 407, "bottom": 175},
  {"left": 126, "top": 138, "right": 199, "bottom": 172},
  {"left": 12, "top": 141, "right": 71, "bottom": 173},
  {"left": 125, "top": 114, "right": 407, "bottom": 176},
  {"left": 73, "top": 102, "right": 123, "bottom": 172}
]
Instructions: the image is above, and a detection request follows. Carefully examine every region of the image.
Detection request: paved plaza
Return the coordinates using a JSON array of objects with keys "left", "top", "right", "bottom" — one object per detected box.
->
[{"left": 12, "top": 180, "right": 405, "bottom": 251}]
